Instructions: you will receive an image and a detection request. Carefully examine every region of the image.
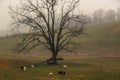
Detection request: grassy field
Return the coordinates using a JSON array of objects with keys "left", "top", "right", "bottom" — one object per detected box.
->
[
  {"left": 0, "top": 55, "right": 120, "bottom": 80},
  {"left": 0, "top": 21, "right": 120, "bottom": 80}
]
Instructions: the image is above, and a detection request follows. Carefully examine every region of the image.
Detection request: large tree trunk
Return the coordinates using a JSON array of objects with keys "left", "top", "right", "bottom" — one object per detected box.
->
[{"left": 52, "top": 52, "right": 58, "bottom": 65}]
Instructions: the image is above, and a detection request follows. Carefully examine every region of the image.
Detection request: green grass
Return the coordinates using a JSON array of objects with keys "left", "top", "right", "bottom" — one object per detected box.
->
[
  {"left": 0, "top": 21, "right": 120, "bottom": 80},
  {"left": 0, "top": 55, "right": 120, "bottom": 80}
]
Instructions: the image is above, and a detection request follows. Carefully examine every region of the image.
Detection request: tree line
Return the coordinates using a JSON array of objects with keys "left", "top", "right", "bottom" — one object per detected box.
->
[{"left": 79, "top": 8, "right": 120, "bottom": 23}]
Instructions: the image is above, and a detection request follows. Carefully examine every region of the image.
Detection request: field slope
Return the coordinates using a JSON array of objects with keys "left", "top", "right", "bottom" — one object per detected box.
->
[
  {"left": 0, "top": 21, "right": 120, "bottom": 54},
  {"left": 77, "top": 21, "right": 120, "bottom": 52},
  {"left": 0, "top": 21, "right": 120, "bottom": 80}
]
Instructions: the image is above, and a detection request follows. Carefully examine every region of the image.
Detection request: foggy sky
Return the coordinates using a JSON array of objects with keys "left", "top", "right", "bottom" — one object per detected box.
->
[{"left": 0, "top": 0, "right": 120, "bottom": 30}]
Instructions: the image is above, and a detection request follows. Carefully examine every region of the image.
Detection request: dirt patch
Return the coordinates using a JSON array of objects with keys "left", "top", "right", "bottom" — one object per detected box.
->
[
  {"left": 111, "top": 27, "right": 120, "bottom": 33},
  {"left": 0, "top": 59, "right": 13, "bottom": 70}
]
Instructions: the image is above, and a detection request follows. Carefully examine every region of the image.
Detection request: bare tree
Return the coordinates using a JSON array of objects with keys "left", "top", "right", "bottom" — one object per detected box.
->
[
  {"left": 10, "top": 0, "right": 85, "bottom": 64},
  {"left": 117, "top": 7, "right": 120, "bottom": 20},
  {"left": 104, "top": 9, "right": 116, "bottom": 22},
  {"left": 92, "top": 9, "right": 105, "bottom": 23}
]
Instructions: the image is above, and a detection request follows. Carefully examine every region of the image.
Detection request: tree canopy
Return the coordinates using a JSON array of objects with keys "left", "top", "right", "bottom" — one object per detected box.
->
[{"left": 10, "top": 0, "right": 86, "bottom": 64}]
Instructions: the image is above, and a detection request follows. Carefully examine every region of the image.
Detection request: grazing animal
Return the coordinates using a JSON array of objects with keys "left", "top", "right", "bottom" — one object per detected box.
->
[
  {"left": 58, "top": 71, "right": 66, "bottom": 76},
  {"left": 63, "top": 65, "right": 67, "bottom": 68},
  {"left": 48, "top": 72, "right": 53, "bottom": 76},
  {"left": 46, "top": 59, "right": 54, "bottom": 65},
  {"left": 46, "top": 57, "right": 63, "bottom": 65},
  {"left": 21, "top": 66, "right": 27, "bottom": 71},
  {"left": 30, "top": 64, "right": 34, "bottom": 68}
]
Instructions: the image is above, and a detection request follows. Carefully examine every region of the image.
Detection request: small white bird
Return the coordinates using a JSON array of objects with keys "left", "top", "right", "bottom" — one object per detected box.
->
[
  {"left": 48, "top": 72, "right": 53, "bottom": 76},
  {"left": 31, "top": 64, "right": 34, "bottom": 68},
  {"left": 23, "top": 66, "right": 27, "bottom": 71},
  {"left": 63, "top": 65, "right": 67, "bottom": 68}
]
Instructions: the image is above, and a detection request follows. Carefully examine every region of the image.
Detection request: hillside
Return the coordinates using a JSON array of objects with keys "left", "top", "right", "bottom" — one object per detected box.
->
[
  {"left": 0, "top": 21, "right": 120, "bottom": 54},
  {"left": 0, "top": 29, "right": 12, "bottom": 37},
  {"left": 77, "top": 21, "right": 120, "bottom": 52},
  {"left": 0, "top": 36, "right": 17, "bottom": 54}
]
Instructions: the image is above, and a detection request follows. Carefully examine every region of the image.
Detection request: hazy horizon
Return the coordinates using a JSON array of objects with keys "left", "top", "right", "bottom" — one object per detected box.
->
[{"left": 0, "top": 0, "right": 120, "bottom": 31}]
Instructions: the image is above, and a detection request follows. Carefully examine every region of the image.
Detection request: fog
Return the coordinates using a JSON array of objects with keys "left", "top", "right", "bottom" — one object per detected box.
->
[
  {"left": 0, "top": 0, "right": 120, "bottom": 30},
  {"left": 80, "top": 0, "right": 120, "bottom": 14}
]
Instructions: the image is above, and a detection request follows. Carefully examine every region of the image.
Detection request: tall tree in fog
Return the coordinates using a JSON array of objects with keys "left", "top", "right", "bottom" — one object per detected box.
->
[
  {"left": 80, "top": 14, "right": 92, "bottom": 23},
  {"left": 92, "top": 9, "right": 105, "bottom": 23},
  {"left": 10, "top": 0, "right": 85, "bottom": 64},
  {"left": 104, "top": 9, "right": 116, "bottom": 22},
  {"left": 117, "top": 8, "right": 120, "bottom": 20}
]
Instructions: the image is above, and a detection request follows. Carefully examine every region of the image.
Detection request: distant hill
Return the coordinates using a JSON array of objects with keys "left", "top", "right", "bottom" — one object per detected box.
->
[
  {"left": 85, "top": 21, "right": 120, "bottom": 34},
  {"left": 0, "top": 29, "right": 13, "bottom": 37},
  {"left": 77, "top": 21, "right": 120, "bottom": 52},
  {"left": 0, "top": 21, "right": 120, "bottom": 54},
  {"left": 0, "top": 27, "right": 29, "bottom": 37}
]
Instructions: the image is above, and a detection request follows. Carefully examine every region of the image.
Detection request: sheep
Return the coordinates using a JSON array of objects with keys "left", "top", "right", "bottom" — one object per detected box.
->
[
  {"left": 58, "top": 71, "right": 66, "bottom": 76},
  {"left": 63, "top": 65, "right": 67, "bottom": 68},
  {"left": 21, "top": 66, "right": 27, "bottom": 71},
  {"left": 48, "top": 72, "right": 53, "bottom": 76},
  {"left": 57, "top": 64, "right": 67, "bottom": 76},
  {"left": 30, "top": 64, "right": 34, "bottom": 68}
]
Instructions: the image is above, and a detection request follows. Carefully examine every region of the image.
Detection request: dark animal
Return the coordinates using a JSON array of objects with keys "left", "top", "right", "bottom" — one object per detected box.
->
[
  {"left": 47, "top": 59, "right": 54, "bottom": 65},
  {"left": 58, "top": 71, "right": 66, "bottom": 76},
  {"left": 20, "top": 66, "right": 27, "bottom": 71},
  {"left": 46, "top": 57, "right": 63, "bottom": 65},
  {"left": 21, "top": 66, "right": 24, "bottom": 70}
]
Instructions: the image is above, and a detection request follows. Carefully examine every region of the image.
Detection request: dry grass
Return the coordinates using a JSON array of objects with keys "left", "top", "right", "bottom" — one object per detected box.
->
[{"left": 0, "top": 52, "right": 120, "bottom": 80}]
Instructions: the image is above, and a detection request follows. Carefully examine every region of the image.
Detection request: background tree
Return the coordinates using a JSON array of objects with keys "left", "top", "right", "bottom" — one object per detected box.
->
[
  {"left": 10, "top": 0, "right": 85, "bottom": 64},
  {"left": 117, "top": 7, "right": 120, "bottom": 20},
  {"left": 92, "top": 9, "right": 105, "bottom": 23},
  {"left": 104, "top": 9, "right": 116, "bottom": 22},
  {"left": 79, "top": 14, "right": 92, "bottom": 23}
]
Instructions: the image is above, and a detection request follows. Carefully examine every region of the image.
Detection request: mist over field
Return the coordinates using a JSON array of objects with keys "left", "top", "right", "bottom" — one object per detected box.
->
[
  {"left": 0, "top": 0, "right": 120, "bottom": 56},
  {"left": 0, "top": 0, "right": 120, "bottom": 31},
  {"left": 0, "top": 0, "right": 120, "bottom": 80}
]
